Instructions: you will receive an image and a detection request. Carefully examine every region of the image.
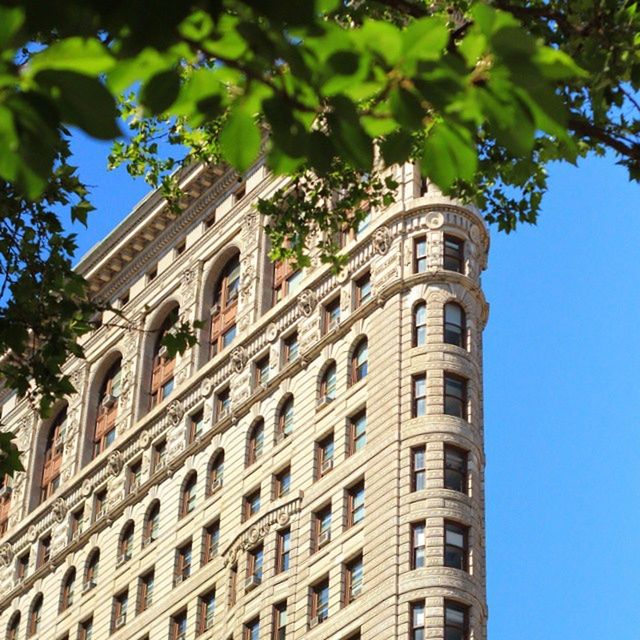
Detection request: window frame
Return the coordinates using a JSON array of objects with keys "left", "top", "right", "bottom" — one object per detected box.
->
[
  {"left": 346, "top": 481, "right": 365, "bottom": 528},
  {"left": 275, "top": 528, "right": 291, "bottom": 573},
  {"left": 347, "top": 410, "right": 367, "bottom": 456},
  {"left": 414, "top": 236, "right": 427, "bottom": 273},
  {"left": 210, "top": 254, "right": 241, "bottom": 357},
  {"left": 444, "top": 302, "right": 466, "bottom": 349},
  {"left": 444, "top": 445, "right": 469, "bottom": 494},
  {"left": 354, "top": 272, "right": 372, "bottom": 308},
  {"left": 410, "top": 521, "right": 426, "bottom": 569},
  {"left": 444, "top": 373, "right": 468, "bottom": 420},
  {"left": 413, "top": 301, "right": 427, "bottom": 347},
  {"left": 444, "top": 521, "right": 469, "bottom": 571},
  {"left": 443, "top": 235, "right": 465, "bottom": 273}
]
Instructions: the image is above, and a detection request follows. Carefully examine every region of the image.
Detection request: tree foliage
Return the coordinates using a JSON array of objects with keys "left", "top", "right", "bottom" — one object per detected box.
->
[{"left": 0, "top": 0, "right": 638, "bottom": 472}]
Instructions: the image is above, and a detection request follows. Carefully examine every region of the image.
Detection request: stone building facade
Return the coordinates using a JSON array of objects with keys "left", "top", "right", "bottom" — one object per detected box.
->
[{"left": 0, "top": 160, "right": 489, "bottom": 640}]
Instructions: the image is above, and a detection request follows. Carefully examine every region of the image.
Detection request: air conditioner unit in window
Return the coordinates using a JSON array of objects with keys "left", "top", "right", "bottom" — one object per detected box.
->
[
  {"left": 321, "top": 459, "right": 333, "bottom": 474},
  {"left": 207, "top": 545, "right": 218, "bottom": 561},
  {"left": 244, "top": 574, "right": 262, "bottom": 591},
  {"left": 155, "top": 459, "right": 167, "bottom": 472},
  {"left": 309, "top": 616, "right": 323, "bottom": 629},
  {"left": 142, "top": 534, "right": 154, "bottom": 548},
  {"left": 0, "top": 485, "right": 12, "bottom": 498},
  {"left": 53, "top": 436, "right": 64, "bottom": 453},
  {"left": 211, "top": 302, "right": 221, "bottom": 316},
  {"left": 101, "top": 393, "right": 117, "bottom": 408},
  {"left": 71, "top": 528, "right": 82, "bottom": 542},
  {"left": 328, "top": 318, "right": 340, "bottom": 332},
  {"left": 351, "top": 582, "right": 363, "bottom": 598},
  {"left": 275, "top": 431, "right": 289, "bottom": 445},
  {"left": 209, "top": 478, "right": 223, "bottom": 494},
  {"left": 157, "top": 345, "right": 169, "bottom": 358},
  {"left": 174, "top": 573, "right": 186, "bottom": 586},
  {"left": 82, "top": 579, "right": 96, "bottom": 593},
  {"left": 95, "top": 507, "right": 107, "bottom": 521},
  {"left": 116, "top": 552, "right": 129, "bottom": 567},
  {"left": 318, "top": 530, "right": 331, "bottom": 548},
  {"left": 114, "top": 613, "right": 127, "bottom": 629}
]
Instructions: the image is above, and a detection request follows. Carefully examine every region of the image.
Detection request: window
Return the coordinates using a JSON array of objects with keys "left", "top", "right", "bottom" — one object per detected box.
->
[
  {"left": 315, "top": 433, "right": 334, "bottom": 479},
  {"left": 347, "top": 481, "right": 365, "bottom": 527},
  {"left": 255, "top": 355, "right": 270, "bottom": 387},
  {"left": 204, "top": 209, "right": 216, "bottom": 229},
  {"left": 444, "top": 521, "right": 469, "bottom": 571},
  {"left": 273, "top": 255, "right": 301, "bottom": 305},
  {"left": 410, "top": 602, "right": 425, "bottom": 640},
  {"left": 70, "top": 506, "right": 84, "bottom": 540},
  {"left": 17, "top": 551, "right": 29, "bottom": 580},
  {"left": 174, "top": 239, "right": 186, "bottom": 257},
  {"left": 37, "top": 533, "right": 51, "bottom": 568},
  {"left": 323, "top": 298, "right": 340, "bottom": 335},
  {"left": 244, "top": 618, "right": 260, "bottom": 640},
  {"left": 247, "top": 420, "right": 264, "bottom": 466},
  {"left": 78, "top": 617, "right": 93, "bottom": 640},
  {"left": 60, "top": 568, "right": 75, "bottom": 611},
  {"left": 40, "top": 408, "right": 65, "bottom": 504},
  {"left": 247, "top": 544, "right": 264, "bottom": 583},
  {"left": 119, "top": 290, "right": 130, "bottom": 308},
  {"left": 319, "top": 362, "right": 337, "bottom": 404},
  {"left": 411, "top": 522, "right": 426, "bottom": 569},
  {"left": 276, "top": 528, "right": 291, "bottom": 573},
  {"left": 413, "top": 302, "right": 427, "bottom": 347},
  {"left": 310, "top": 578, "right": 329, "bottom": 625},
  {"left": 444, "top": 235, "right": 464, "bottom": 273},
  {"left": 0, "top": 473, "right": 12, "bottom": 535},
  {"left": 118, "top": 521, "right": 134, "bottom": 564},
  {"left": 93, "top": 488, "right": 107, "bottom": 522},
  {"left": 414, "top": 237, "right": 427, "bottom": 273},
  {"left": 180, "top": 472, "right": 197, "bottom": 518},
  {"left": 412, "top": 374, "right": 427, "bottom": 417},
  {"left": 272, "top": 601, "right": 287, "bottom": 640},
  {"left": 274, "top": 466, "right": 291, "bottom": 499},
  {"left": 444, "top": 446, "right": 468, "bottom": 493},
  {"left": 175, "top": 541, "right": 192, "bottom": 584},
  {"left": 216, "top": 387, "right": 231, "bottom": 419},
  {"left": 347, "top": 410, "right": 366, "bottom": 456},
  {"left": 94, "top": 359, "right": 121, "bottom": 458},
  {"left": 28, "top": 594, "right": 42, "bottom": 637},
  {"left": 196, "top": 590, "right": 216, "bottom": 635},
  {"left": 202, "top": 521, "right": 220, "bottom": 564},
  {"left": 283, "top": 332, "right": 298, "bottom": 365},
  {"left": 229, "top": 564, "right": 238, "bottom": 607},
  {"left": 112, "top": 589, "right": 128, "bottom": 631},
  {"left": 208, "top": 451, "right": 224, "bottom": 494},
  {"left": 149, "top": 308, "right": 178, "bottom": 409},
  {"left": 277, "top": 397, "right": 294, "bottom": 441},
  {"left": 126, "top": 461, "right": 142, "bottom": 494},
  {"left": 444, "top": 303, "right": 466, "bottom": 348},
  {"left": 313, "top": 505, "right": 332, "bottom": 551},
  {"left": 143, "top": 501, "right": 160, "bottom": 546},
  {"left": 411, "top": 447, "right": 426, "bottom": 491},
  {"left": 170, "top": 610, "right": 187, "bottom": 640},
  {"left": 444, "top": 373, "right": 467, "bottom": 419},
  {"left": 243, "top": 489, "right": 261, "bottom": 521},
  {"left": 210, "top": 254, "right": 240, "bottom": 357},
  {"left": 350, "top": 339, "right": 368, "bottom": 384},
  {"left": 343, "top": 555, "right": 363, "bottom": 605},
  {"left": 84, "top": 549, "right": 99, "bottom": 590},
  {"left": 151, "top": 439, "right": 166, "bottom": 473},
  {"left": 188, "top": 410, "right": 204, "bottom": 444},
  {"left": 234, "top": 183, "right": 246, "bottom": 202},
  {"left": 138, "top": 569, "right": 154, "bottom": 612},
  {"left": 354, "top": 272, "right": 371, "bottom": 307},
  {"left": 7, "top": 612, "right": 20, "bottom": 640},
  {"left": 146, "top": 265, "right": 157, "bottom": 282},
  {"left": 444, "top": 601, "right": 469, "bottom": 640}
]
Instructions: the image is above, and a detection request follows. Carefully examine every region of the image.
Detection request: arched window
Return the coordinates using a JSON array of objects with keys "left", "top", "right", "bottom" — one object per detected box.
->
[
  {"left": 413, "top": 302, "right": 427, "bottom": 347},
  {"left": 7, "top": 612, "right": 20, "bottom": 640},
  {"left": 208, "top": 451, "right": 224, "bottom": 495},
  {"left": 40, "top": 408, "right": 66, "bottom": 505},
  {"left": 210, "top": 254, "right": 240, "bottom": 357},
  {"left": 350, "top": 339, "right": 368, "bottom": 385},
  {"left": 93, "top": 358, "right": 121, "bottom": 458},
  {"left": 247, "top": 420, "right": 264, "bottom": 466},
  {"left": 277, "top": 397, "right": 294, "bottom": 442},
  {"left": 319, "top": 362, "right": 337, "bottom": 404},
  {"left": 118, "top": 521, "right": 135, "bottom": 563},
  {"left": 60, "top": 567, "right": 76, "bottom": 612},
  {"left": 180, "top": 473, "right": 197, "bottom": 518},
  {"left": 444, "top": 302, "right": 466, "bottom": 348},
  {"left": 27, "top": 594, "right": 42, "bottom": 637},
  {"left": 150, "top": 307, "right": 179, "bottom": 409},
  {"left": 143, "top": 501, "right": 160, "bottom": 546},
  {"left": 84, "top": 549, "right": 100, "bottom": 591}
]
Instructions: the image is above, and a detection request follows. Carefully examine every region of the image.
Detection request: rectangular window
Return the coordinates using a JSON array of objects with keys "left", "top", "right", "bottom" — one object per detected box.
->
[
  {"left": 411, "top": 446, "right": 426, "bottom": 491},
  {"left": 204, "top": 209, "right": 216, "bottom": 230},
  {"left": 410, "top": 602, "right": 425, "bottom": 640},
  {"left": 313, "top": 505, "right": 332, "bottom": 551},
  {"left": 197, "top": 589, "right": 216, "bottom": 635},
  {"left": 243, "top": 489, "right": 261, "bottom": 521},
  {"left": 138, "top": 569, "right": 154, "bottom": 612},
  {"left": 202, "top": 521, "right": 220, "bottom": 564},
  {"left": 444, "top": 600, "right": 469, "bottom": 640},
  {"left": 444, "top": 373, "right": 467, "bottom": 419},
  {"left": 174, "top": 541, "right": 192, "bottom": 584},
  {"left": 78, "top": 617, "right": 93, "bottom": 640},
  {"left": 283, "top": 332, "right": 299, "bottom": 364},
  {"left": 188, "top": 410, "right": 204, "bottom": 444},
  {"left": 247, "top": 544, "right": 264, "bottom": 583},
  {"left": 93, "top": 489, "right": 107, "bottom": 523},
  {"left": 37, "top": 533, "right": 51, "bottom": 568},
  {"left": 347, "top": 481, "right": 365, "bottom": 528},
  {"left": 343, "top": 554, "right": 364, "bottom": 605},
  {"left": 70, "top": 507, "right": 84, "bottom": 539},
  {"left": 444, "top": 521, "right": 469, "bottom": 571},
  {"left": 355, "top": 273, "right": 371, "bottom": 307},
  {"left": 272, "top": 601, "right": 287, "bottom": 640},
  {"left": 146, "top": 265, "right": 157, "bottom": 283},
  {"left": 244, "top": 618, "right": 260, "bottom": 640},
  {"left": 272, "top": 255, "right": 300, "bottom": 305},
  {"left": 414, "top": 237, "right": 427, "bottom": 273},
  {"left": 323, "top": 298, "right": 341, "bottom": 335},
  {"left": 274, "top": 466, "right": 291, "bottom": 499},
  {"left": 216, "top": 388, "right": 231, "bottom": 419},
  {"left": 276, "top": 528, "right": 291, "bottom": 573},
  {"left": 411, "top": 522, "right": 426, "bottom": 569},
  {"left": 316, "top": 432, "right": 335, "bottom": 479},
  {"left": 17, "top": 551, "right": 29, "bottom": 579},
  {"left": 170, "top": 610, "right": 187, "bottom": 640},
  {"left": 152, "top": 439, "right": 166, "bottom": 473},
  {"left": 444, "top": 235, "right": 464, "bottom": 273},
  {"left": 347, "top": 411, "right": 366, "bottom": 456},
  {"left": 174, "top": 240, "right": 186, "bottom": 257},
  {"left": 255, "top": 355, "right": 270, "bottom": 387},
  {"left": 112, "top": 589, "right": 128, "bottom": 631},
  {"left": 412, "top": 374, "right": 427, "bottom": 417},
  {"left": 126, "top": 461, "right": 142, "bottom": 494},
  {"left": 310, "top": 578, "right": 330, "bottom": 625},
  {"left": 444, "top": 446, "right": 468, "bottom": 493},
  {"left": 229, "top": 564, "right": 238, "bottom": 607}
]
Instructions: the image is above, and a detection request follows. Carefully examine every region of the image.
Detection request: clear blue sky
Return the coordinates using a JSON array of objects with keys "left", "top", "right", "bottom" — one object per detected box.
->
[{"left": 68, "top": 135, "right": 640, "bottom": 639}]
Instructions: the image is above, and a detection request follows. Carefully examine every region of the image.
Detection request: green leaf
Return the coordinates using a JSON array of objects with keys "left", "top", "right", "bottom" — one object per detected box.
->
[
  {"left": 141, "top": 69, "right": 181, "bottom": 114},
  {"left": 219, "top": 104, "right": 261, "bottom": 172},
  {"left": 28, "top": 37, "right": 115, "bottom": 76},
  {"left": 202, "top": 14, "right": 247, "bottom": 59},
  {"left": 0, "top": 6, "right": 24, "bottom": 50},
  {"left": 0, "top": 105, "right": 19, "bottom": 180},
  {"left": 107, "top": 48, "right": 173, "bottom": 93},
  {"left": 327, "top": 96, "right": 373, "bottom": 170},
  {"left": 402, "top": 16, "right": 448, "bottom": 62},
  {"left": 380, "top": 130, "right": 413, "bottom": 165},
  {"left": 422, "top": 121, "right": 477, "bottom": 190},
  {"left": 389, "top": 87, "right": 425, "bottom": 129},
  {"left": 534, "top": 47, "right": 588, "bottom": 80},
  {"left": 356, "top": 19, "right": 402, "bottom": 65}
]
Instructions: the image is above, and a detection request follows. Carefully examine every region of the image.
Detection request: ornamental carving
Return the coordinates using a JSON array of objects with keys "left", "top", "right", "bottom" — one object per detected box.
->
[
  {"left": 276, "top": 510, "right": 290, "bottom": 527},
  {"left": 426, "top": 211, "right": 445, "bottom": 229},
  {"left": 81, "top": 479, "right": 93, "bottom": 497},
  {"left": 230, "top": 346, "right": 248, "bottom": 373},
  {"left": 138, "top": 430, "right": 151, "bottom": 450},
  {"left": 266, "top": 323, "right": 279, "bottom": 343},
  {"left": 200, "top": 378, "right": 213, "bottom": 398},
  {"left": 470, "top": 224, "right": 481, "bottom": 242},
  {"left": 243, "top": 210, "right": 258, "bottom": 231},
  {"left": 167, "top": 400, "right": 184, "bottom": 426},
  {"left": 107, "top": 451, "right": 123, "bottom": 476},
  {"left": 27, "top": 525, "right": 37, "bottom": 543},
  {"left": 373, "top": 226, "right": 392, "bottom": 255},
  {"left": 0, "top": 542, "right": 13, "bottom": 567},
  {"left": 51, "top": 497, "right": 68, "bottom": 523},
  {"left": 297, "top": 289, "right": 317, "bottom": 317}
]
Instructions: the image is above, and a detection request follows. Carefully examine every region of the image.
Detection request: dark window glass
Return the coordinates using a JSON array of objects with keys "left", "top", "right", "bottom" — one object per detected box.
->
[
  {"left": 444, "top": 446, "right": 468, "bottom": 493},
  {"left": 412, "top": 447, "right": 426, "bottom": 491},
  {"left": 444, "top": 374, "right": 467, "bottom": 419},
  {"left": 444, "top": 601, "right": 469, "bottom": 640},
  {"left": 444, "top": 303, "right": 466, "bottom": 348},
  {"left": 444, "top": 236, "right": 464, "bottom": 273},
  {"left": 414, "top": 238, "right": 427, "bottom": 273},
  {"left": 444, "top": 522, "right": 469, "bottom": 571},
  {"left": 413, "top": 375, "right": 426, "bottom": 417}
]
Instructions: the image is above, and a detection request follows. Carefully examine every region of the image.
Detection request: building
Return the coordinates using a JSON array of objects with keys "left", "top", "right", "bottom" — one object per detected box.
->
[{"left": 0, "top": 160, "right": 489, "bottom": 640}]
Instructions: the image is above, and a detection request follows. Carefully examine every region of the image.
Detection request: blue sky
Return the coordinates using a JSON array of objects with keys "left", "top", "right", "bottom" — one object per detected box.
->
[{"left": 68, "top": 135, "right": 640, "bottom": 639}]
